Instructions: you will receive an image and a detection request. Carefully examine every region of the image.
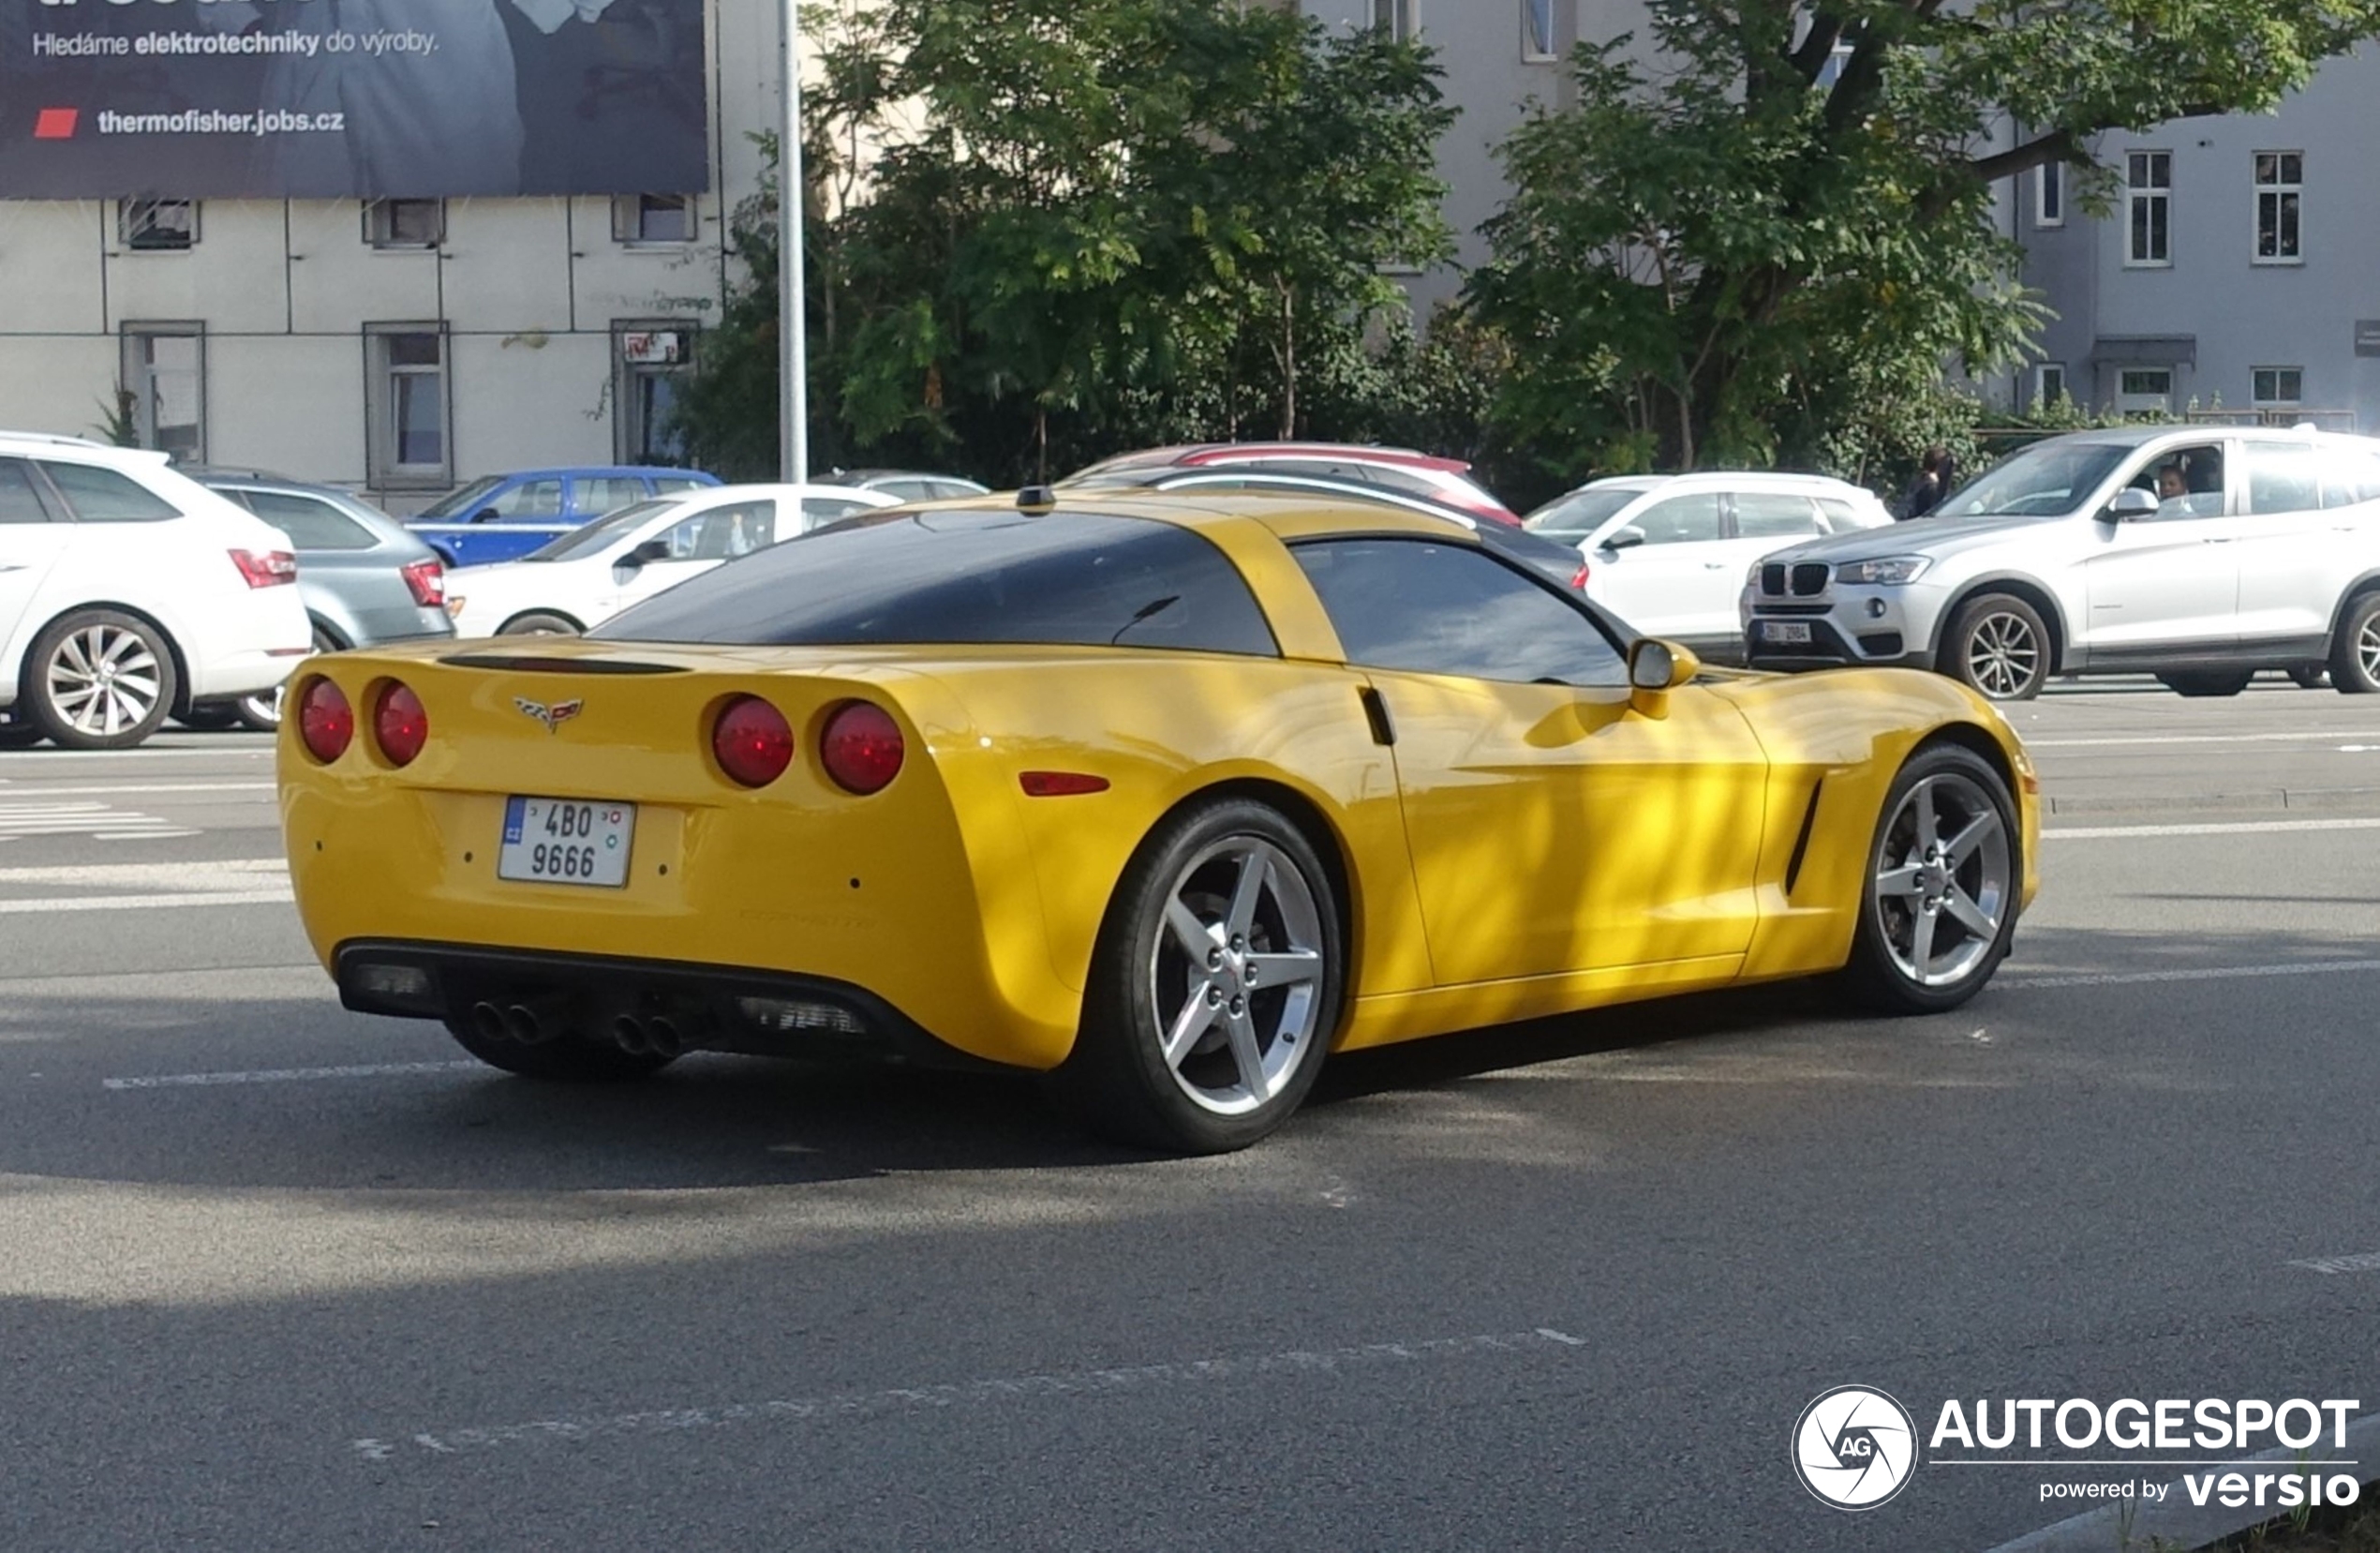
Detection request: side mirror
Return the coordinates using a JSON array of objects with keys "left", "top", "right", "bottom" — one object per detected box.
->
[
  {"left": 2105, "top": 487, "right": 2157, "bottom": 522},
  {"left": 615, "top": 537, "right": 671, "bottom": 575},
  {"left": 469, "top": 506, "right": 501, "bottom": 525},
  {"left": 1627, "top": 637, "right": 1701, "bottom": 719},
  {"left": 1600, "top": 524, "right": 1648, "bottom": 553}
]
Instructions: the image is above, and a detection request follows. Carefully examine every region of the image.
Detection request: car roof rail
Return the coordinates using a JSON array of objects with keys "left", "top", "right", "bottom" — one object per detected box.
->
[{"left": 0, "top": 430, "right": 113, "bottom": 450}]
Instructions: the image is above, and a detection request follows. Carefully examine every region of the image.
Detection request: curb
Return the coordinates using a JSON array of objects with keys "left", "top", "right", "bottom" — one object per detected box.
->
[
  {"left": 1980, "top": 1411, "right": 2380, "bottom": 1553},
  {"left": 2045, "top": 785, "right": 2380, "bottom": 815}
]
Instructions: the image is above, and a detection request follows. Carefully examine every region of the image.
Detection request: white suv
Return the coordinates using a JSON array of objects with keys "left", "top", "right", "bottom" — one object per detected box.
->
[
  {"left": 0, "top": 435, "right": 311, "bottom": 748},
  {"left": 1522, "top": 471, "right": 1892, "bottom": 659},
  {"left": 1742, "top": 426, "right": 2380, "bottom": 700}
]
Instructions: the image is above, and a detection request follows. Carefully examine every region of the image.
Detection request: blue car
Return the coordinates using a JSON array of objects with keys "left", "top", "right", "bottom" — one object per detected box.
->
[{"left": 408, "top": 467, "right": 720, "bottom": 567}]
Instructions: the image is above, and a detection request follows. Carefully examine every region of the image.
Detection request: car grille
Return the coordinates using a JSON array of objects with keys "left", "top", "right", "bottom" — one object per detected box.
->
[{"left": 1759, "top": 562, "right": 1832, "bottom": 597}]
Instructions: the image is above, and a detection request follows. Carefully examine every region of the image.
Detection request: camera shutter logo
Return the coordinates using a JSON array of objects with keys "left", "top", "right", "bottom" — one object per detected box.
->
[{"left": 1793, "top": 1385, "right": 1918, "bottom": 1510}]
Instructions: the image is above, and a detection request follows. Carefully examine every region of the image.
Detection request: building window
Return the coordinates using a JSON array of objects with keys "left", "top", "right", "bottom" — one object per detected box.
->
[
  {"left": 1522, "top": 0, "right": 1554, "bottom": 59},
  {"left": 119, "top": 325, "right": 204, "bottom": 462},
  {"left": 2035, "top": 159, "right": 2063, "bottom": 228},
  {"left": 1814, "top": 40, "right": 1854, "bottom": 89},
  {"left": 364, "top": 326, "right": 449, "bottom": 486},
  {"left": 2252, "top": 366, "right": 2303, "bottom": 409},
  {"left": 2254, "top": 152, "right": 2302, "bottom": 263},
  {"left": 118, "top": 199, "right": 197, "bottom": 252},
  {"left": 364, "top": 199, "right": 445, "bottom": 249},
  {"left": 2034, "top": 362, "right": 2067, "bottom": 409},
  {"left": 1372, "top": 0, "right": 1418, "bottom": 41},
  {"left": 614, "top": 322, "right": 694, "bottom": 464},
  {"left": 612, "top": 194, "right": 696, "bottom": 246},
  {"left": 2117, "top": 366, "right": 2174, "bottom": 415},
  {"left": 2125, "top": 150, "right": 2170, "bottom": 267}
]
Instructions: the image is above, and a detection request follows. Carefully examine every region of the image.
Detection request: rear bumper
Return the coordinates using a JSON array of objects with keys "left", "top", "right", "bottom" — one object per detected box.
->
[{"left": 335, "top": 938, "right": 1006, "bottom": 1071}]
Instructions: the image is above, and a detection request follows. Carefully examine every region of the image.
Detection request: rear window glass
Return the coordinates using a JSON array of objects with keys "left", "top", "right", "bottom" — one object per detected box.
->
[
  {"left": 242, "top": 490, "right": 378, "bottom": 550},
  {"left": 597, "top": 509, "right": 1280, "bottom": 657},
  {"left": 39, "top": 461, "right": 180, "bottom": 522}
]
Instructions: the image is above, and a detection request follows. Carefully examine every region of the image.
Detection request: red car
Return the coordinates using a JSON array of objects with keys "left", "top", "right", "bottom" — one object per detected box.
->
[{"left": 1065, "top": 442, "right": 1520, "bottom": 526}]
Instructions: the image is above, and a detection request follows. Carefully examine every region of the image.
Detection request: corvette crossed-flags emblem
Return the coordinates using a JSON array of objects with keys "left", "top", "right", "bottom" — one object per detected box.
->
[{"left": 513, "top": 696, "right": 584, "bottom": 734}]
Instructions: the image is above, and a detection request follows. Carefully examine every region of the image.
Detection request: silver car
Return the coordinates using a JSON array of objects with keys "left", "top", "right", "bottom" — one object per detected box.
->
[
  {"left": 1741, "top": 425, "right": 2380, "bottom": 700},
  {"left": 188, "top": 471, "right": 455, "bottom": 728}
]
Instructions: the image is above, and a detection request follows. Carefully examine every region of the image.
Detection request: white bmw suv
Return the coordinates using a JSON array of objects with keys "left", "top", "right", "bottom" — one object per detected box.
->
[
  {"left": 1742, "top": 426, "right": 2380, "bottom": 700},
  {"left": 0, "top": 435, "right": 312, "bottom": 748}
]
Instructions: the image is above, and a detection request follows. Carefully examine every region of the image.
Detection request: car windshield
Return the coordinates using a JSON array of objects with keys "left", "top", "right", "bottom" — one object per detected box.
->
[
  {"left": 413, "top": 475, "right": 507, "bottom": 521},
  {"left": 520, "top": 500, "right": 676, "bottom": 561},
  {"left": 1523, "top": 487, "right": 1644, "bottom": 540},
  {"left": 1936, "top": 442, "right": 2132, "bottom": 520}
]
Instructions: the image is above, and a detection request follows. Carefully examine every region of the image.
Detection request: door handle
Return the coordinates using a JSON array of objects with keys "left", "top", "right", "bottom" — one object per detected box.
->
[
  {"left": 1702, "top": 561, "right": 1729, "bottom": 569},
  {"left": 2201, "top": 537, "right": 2237, "bottom": 544}
]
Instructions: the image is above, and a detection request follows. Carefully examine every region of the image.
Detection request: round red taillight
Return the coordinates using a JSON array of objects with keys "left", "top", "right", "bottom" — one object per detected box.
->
[
  {"left": 821, "top": 701, "right": 903, "bottom": 795},
  {"left": 374, "top": 681, "right": 428, "bottom": 768},
  {"left": 298, "top": 677, "right": 353, "bottom": 763},
  {"left": 713, "top": 695, "right": 794, "bottom": 787}
]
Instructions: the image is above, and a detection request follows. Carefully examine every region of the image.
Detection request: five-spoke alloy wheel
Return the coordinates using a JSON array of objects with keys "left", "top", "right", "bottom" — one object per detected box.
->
[
  {"left": 25, "top": 608, "right": 178, "bottom": 750},
  {"left": 1839, "top": 744, "right": 2019, "bottom": 1013},
  {"left": 1052, "top": 797, "right": 1343, "bottom": 1153}
]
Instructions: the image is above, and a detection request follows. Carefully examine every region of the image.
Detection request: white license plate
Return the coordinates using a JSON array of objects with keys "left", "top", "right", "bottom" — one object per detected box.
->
[
  {"left": 498, "top": 797, "right": 635, "bottom": 888},
  {"left": 1759, "top": 620, "right": 1814, "bottom": 644}
]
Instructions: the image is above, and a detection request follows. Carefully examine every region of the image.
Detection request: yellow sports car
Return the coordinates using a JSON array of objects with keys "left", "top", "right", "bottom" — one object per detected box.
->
[{"left": 281, "top": 490, "right": 2039, "bottom": 1152}]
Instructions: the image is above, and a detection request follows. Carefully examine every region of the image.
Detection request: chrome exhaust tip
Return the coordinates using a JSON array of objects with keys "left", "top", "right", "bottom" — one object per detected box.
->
[{"left": 470, "top": 1001, "right": 508, "bottom": 1042}]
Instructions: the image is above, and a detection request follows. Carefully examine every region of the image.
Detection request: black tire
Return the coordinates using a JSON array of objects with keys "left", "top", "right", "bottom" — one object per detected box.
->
[
  {"left": 440, "top": 1011, "right": 675, "bottom": 1082},
  {"left": 2290, "top": 665, "right": 2329, "bottom": 690},
  {"left": 1837, "top": 743, "right": 2020, "bottom": 1015},
  {"left": 1046, "top": 796, "right": 1345, "bottom": 1154},
  {"left": 2329, "top": 591, "right": 2380, "bottom": 694},
  {"left": 0, "top": 713, "right": 43, "bottom": 749},
  {"left": 172, "top": 706, "right": 243, "bottom": 731},
  {"left": 2157, "top": 669, "right": 2254, "bottom": 698},
  {"left": 234, "top": 624, "right": 337, "bottom": 732},
  {"left": 24, "top": 608, "right": 179, "bottom": 750},
  {"left": 1939, "top": 593, "right": 2050, "bottom": 702},
  {"left": 498, "top": 612, "right": 583, "bottom": 636}
]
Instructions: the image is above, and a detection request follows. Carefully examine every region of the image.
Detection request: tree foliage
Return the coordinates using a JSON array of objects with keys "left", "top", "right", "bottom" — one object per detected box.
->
[
  {"left": 1465, "top": 0, "right": 2380, "bottom": 475},
  {"left": 677, "top": 0, "right": 1456, "bottom": 485}
]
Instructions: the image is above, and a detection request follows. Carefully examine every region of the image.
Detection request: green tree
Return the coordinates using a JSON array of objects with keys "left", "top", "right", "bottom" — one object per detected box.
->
[{"left": 1465, "top": 0, "right": 2380, "bottom": 477}]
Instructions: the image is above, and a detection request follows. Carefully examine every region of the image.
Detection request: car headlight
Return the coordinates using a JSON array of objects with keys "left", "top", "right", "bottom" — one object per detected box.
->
[
  {"left": 1835, "top": 556, "right": 1932, "bottom": 586},
  {"left": 1744, "top": 560, "right": 1764, "bottom": 587}
]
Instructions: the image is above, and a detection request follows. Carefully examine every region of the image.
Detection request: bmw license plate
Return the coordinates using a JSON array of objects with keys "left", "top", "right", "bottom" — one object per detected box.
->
[
  {"left": 498, "top": 797, "right": 635, "bottom": 888},
  {"left": 1759, "top": 620, "right": 1814, "bottom": 644}
]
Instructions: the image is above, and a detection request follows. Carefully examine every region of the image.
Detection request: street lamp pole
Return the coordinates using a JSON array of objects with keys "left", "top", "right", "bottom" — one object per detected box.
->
[{"left": 778, "top": 0, "right": 809, "bottom": 485}]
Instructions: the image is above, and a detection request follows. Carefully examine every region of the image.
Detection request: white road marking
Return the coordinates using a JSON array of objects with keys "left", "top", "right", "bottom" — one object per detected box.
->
[
  {"left": 2045, "top": 816, "right": 2380, "bottom": 840},
  {"left": 0, "top": 783, "right": 272, "bottom": 798},
  {"left": 2289, "top": 1250, "right": 2380, "bottom": 1275},
  {"left": 350, "top": 1325, "right": 1589, "bottom": 1462},
  {"left": 1999, "top": 959, "right": 2380, "bottom": 990},
  {"left": 2028, "top": 730, "right": 2380, "bottom": 748},
  {"left": 0, "top": 888, "right": 291, "bottom": 914},
  {"left": 0, "top": 859, "right": 281, "bottom": 888},
  {"left": 95, "top": 830, "right": 201, "bottom": 841},
  {"left": 0, "top": 799, "right": 182, "bottom": 840},
  {"left": 0, "top": 746, "right": 270, "bottom": 763},
  {"left": 105, "top": 1061, "right": 481, "bottom": 1091}
]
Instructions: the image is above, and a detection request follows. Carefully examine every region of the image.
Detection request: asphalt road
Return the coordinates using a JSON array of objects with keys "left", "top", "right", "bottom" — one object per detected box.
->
[{"left": 3, "top": 676, "right": 2376, "bottom": 1552}]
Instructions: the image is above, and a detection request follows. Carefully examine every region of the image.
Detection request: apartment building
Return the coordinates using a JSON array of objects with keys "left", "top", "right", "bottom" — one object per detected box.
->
[
  {"left": 0, "top": 0, "right": 786, "bottom": 502},
  {"left": 2018, "top": 52, "right": 2380, "bottom": 430}
]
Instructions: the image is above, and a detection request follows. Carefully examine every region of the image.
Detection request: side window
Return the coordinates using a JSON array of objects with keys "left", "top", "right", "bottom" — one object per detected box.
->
[
  {"left": 661, "top": 500, "right": 775, "bottom": 560},
  {"left": 576, "top": 477, "right": 646, "bottom": 515},
  {"left": 1732, "top": 492, "right": 1822, "bottom": 540},
  {"left": 799, "top": 496, "right": 870, "bottom": 530},
  {"left": 243, "top": 491, "right": 378, "bottom": 550},
  {"left": 36, "top": 461, "right": 180, "bottom": 522},
  {"left": 650, "top": 476, "right": 706, "bottom": 495},
  {"left": 2129, "top": 443, "right": 2226, "bottom": 519},
  {"left": 1291, "top": 537, "right": 1627, "bottom": 686},
  {"left": 2242, "top": 443, "right": 2321, "bottom": 516},
  {"left": 488, "top": 479, "right": 563, "bottom": 520},
  {"left": 0, "top": 460, "right": 53, "bottom": 523},
  {"left": 1629, "top": 492, "right": 1723, "bottom": 545},
  {"left": 2321, "top": 449, "right": 2380, "bottom": 509},
  {"left": 1815, "top": 498, "right": 1863, "bottom": 532}
]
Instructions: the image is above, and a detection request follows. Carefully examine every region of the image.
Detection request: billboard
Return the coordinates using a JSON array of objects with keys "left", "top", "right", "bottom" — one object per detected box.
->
[{"left": 0, "top": 0, "right": 710, "bottom": 199}]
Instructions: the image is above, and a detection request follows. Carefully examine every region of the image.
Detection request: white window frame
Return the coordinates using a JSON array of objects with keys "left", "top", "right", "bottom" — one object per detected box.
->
[
  {"left": 117, "top": 198, "right": 197, "bottom": 253},
  {"left": 612, "top": 193, "right": 698, "bottom": 247},
  {"left": 1814, "top": 40, "right": 1854, "bottom": 89},
  {"left": 2125, "top": 150, "right": 2171, "bottom": 268},
  {"left": 612, "top": 319, "right": 698, "bottom": 465},
  {"left": 1373, "top": 0, "right": 1419, "bottom": 41},
  {"left": 2033, "top": 362, "right": 2067, "bottom": 409},
  {"left": 2254, "top": 151, "right": 2303, "bottom": 265},
  {"left": 2117, "top": 366, "right": 2175, "bottom": 415},
  {"left": 1521, "top": 0, "right": 1555, "bottom": 60},
  {"left": 2251, "top": 366, "right": 2303, "bottom": 410},
  {"left": 364, "top": 198, "right": 445, "bottom": 250},
  {"left": 364, "top": 324, "right": 452, "bottom": 489},
  {"left": 119, "top": 323, "right": 206, "bottom": 462},
  {"left": 2034, "top": 159, "right": 2063, "bottom": 228}
]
